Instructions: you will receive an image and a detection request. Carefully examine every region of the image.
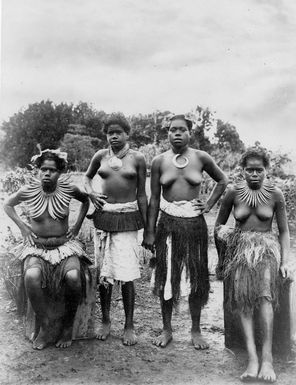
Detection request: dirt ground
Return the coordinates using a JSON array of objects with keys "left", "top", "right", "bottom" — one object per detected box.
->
[
  {"left": 0, "top": 260, "right": 295, "bottom": 385},
  {"left": 0, "top": 176, "right": 295, "bottom": 385}
]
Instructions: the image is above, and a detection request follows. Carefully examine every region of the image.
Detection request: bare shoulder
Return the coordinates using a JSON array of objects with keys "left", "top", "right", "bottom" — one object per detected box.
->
[
  {"left": 19, "top": 184, "right": 33, "bottom": 198},
  {"left": 272, "top": 185, "right": 285, "bottom": 201},
  {"left": 5, "top": 185, "right": 30, "bottom": 205},
  {"left": 192, "top": 149, "right": 212, "bottom": 162},
  {"left": 94, "top": 149, "right": 108, "bottom": 160},
  {"left": 151, "top": 152, "right": 166, "bottom": 167},
  {"left": 130, "top": 149, "right": 146, "bottom": 162}
]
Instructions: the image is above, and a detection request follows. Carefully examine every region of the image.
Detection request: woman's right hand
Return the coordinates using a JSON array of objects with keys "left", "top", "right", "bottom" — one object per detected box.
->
[
  {"left": 142, "top": 231, "right": 156, "bottom": 252},
  {"left": 21, "top": 224, "right": 37, "bottom": 246},
  {"left": 89, "top": 192, "right": 108, "bottom": 210}
]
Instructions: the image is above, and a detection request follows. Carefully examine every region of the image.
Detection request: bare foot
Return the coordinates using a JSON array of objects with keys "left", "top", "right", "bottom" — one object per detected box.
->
[
  {"left": 258, "top": 361, "right": 276, "bottom": 383},
  {"left": 240, "top": 358, "right": 259, "bottom": 382},
  {"left": 123, "top": 328, "right": 137, "bottom": 346},
  {"left": 96, "top": 322, "right": 111, "bottom": 341},
  {"left": 191, "top": 331, "right": 209, "bottom": 350},
  {"left": 56, "top": 327, "right": 73, "bottom": 348},
  {"left": 32, "top": 327, "right": 50, "bottom": 350},
  {"left": 153, "top": 330, "right": 173, "bottom": 348}
]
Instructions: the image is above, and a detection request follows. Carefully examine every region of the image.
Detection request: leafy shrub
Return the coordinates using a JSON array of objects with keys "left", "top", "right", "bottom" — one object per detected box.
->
[
  {"left": 279, "top": 178, "right": 296, "bottom": 229},
  {"left": 1, "top": 168, "right": 34, "bottom": 194}
]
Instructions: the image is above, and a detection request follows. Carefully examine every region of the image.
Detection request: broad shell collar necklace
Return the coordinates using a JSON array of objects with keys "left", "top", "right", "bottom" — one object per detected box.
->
[
  {"left": 22, "top": 175, "right": 73, "bottom": 220},
  {"left": 108, "top": 143, "right": 130, "bottom": 171},
  {"left": 236, "top": 180, "right": 275, "bottom": 207}
]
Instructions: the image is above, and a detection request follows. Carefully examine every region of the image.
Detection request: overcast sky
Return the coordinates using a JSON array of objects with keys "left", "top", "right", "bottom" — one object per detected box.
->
[{"left": 1, "top": 0, "right": 296, "bottom": 153}]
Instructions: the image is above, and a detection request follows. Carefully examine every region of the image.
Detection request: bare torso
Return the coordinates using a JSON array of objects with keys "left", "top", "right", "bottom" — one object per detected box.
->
[
  {"left": 233, "top": 190, "right": 276, "bottom": 232},
  {"left": 94, "top": 149, "right": 139, "bottom": 203},
  {"left": 159, "top": 148, "right": 204, "bottom": 201},
  {"left": 30, "top": 211, "right": 69, "bottom": 237}
]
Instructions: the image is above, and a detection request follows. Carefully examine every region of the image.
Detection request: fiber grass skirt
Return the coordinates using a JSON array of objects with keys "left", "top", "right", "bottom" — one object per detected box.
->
[
  {"left": 153, "top": 212, "right": 209, "bottom": 305},
  {"left": 223, "top": 229, "right": 281, "bottom": 314}
]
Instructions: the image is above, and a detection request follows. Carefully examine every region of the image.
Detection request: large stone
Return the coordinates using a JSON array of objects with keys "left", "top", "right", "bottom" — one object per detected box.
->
[
  {"left": 224, "top": 275, "right": 296, "bottom": 358},
  {"left": 24, "top": 267, "right": 97, "bottom": 343}
]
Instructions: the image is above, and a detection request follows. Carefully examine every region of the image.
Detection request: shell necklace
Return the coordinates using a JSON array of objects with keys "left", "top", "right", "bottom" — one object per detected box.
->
[
  {"left": 22, "top": 175, "right": 73, "bottom": 220},
  {"left": 172, "top": 149, "right": 189, "bottom": 169},
  {"left": 236, "top": 180, "right": 275, "bottom": 207},
  {"left": 108, "top": 143, "right": 130, "bottom": 171}
]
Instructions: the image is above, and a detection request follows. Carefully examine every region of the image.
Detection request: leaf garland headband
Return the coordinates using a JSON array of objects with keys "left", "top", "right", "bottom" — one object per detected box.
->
[{"left": 31, "top": 147, "right": 68, "bottom": 167}]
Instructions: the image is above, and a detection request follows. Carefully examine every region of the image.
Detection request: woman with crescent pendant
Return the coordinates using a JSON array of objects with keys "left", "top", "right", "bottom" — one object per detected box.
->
[
  {"left": 143, "top": 114, "right": 228, "bottom": 350},
  {"left": 84, "top": 113, "right": 147, "bottom": 346},
  {"left": 214, "top": 147, "right": 290, "bottom": 383}
]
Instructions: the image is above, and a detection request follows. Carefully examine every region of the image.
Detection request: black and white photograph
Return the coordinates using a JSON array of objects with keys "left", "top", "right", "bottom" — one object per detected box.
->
[{"left": 0, "top": 1, "right": 295, "bottom": 384}]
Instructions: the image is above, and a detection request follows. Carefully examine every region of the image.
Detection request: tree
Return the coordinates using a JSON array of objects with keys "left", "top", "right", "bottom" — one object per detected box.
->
[
  {"left": 72, "top": 102, "right": 107, "bottom": 142},
  {"left": 60, "top": 133, "right": 101, "bottom": 171},
  {"left": 214, "top": 120, "right": 245, "bottom": 153},
  {"left": 129, "top": 111, "right": 172, "bottom": 148},
  {"left": 190, "top": 106, "right": 214, "bottom": 152},
  {"left": 1, "top": 100, "right": 73, "bottom": 167}
]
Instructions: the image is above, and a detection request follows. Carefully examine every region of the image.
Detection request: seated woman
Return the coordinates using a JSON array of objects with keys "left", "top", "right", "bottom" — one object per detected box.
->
[
  {"left": 4, "top": 149, "right": 90, "bottom": 350},
  {"left": 215, "top": 147, "right": 290, "bottom": 383}
]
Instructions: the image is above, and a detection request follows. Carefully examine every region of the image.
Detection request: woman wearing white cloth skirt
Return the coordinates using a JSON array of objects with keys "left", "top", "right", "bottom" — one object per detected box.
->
[
  {"left": 84, "top": 113, "right": 147, "bottom": 346},
  {"left": 215, "top": 147, "right": 290, "bottom": 383}
]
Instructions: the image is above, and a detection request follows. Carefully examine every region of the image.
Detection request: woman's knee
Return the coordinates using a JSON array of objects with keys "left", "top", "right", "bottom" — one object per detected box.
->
[
  {"left": 24, "top": 267, "right": 42, "bottom": 288},
  {"left": 65, "top": 269, "right": 81, "bottom": 290}
]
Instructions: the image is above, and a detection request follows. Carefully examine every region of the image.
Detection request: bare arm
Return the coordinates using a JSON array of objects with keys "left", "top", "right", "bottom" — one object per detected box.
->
[
  {"left": 136, "top": 153, "right": 148, "bottom": 227},
  {"left": 214, "top": 187, "right": 235, "bottom": 279},
  {"left": 274, "top": 188, "right": 290, "bottom": 278},
  {"left": 200, "top": 152, "right": 228, "bottom": 213},
  {"left": 67, "top": 186, "right": 90, "bottom": 239},
  {"left": 142, "top": 156, "right": 162, "bottom": 250},
  {"left": 4, "top": 187, "right": 37, "bottom": 245},
  {"left": 214, "top": 187, "right": 235, "bottom": 229},
  {"left": 84, "top": 151, "right": 107, "bottom": 209}
]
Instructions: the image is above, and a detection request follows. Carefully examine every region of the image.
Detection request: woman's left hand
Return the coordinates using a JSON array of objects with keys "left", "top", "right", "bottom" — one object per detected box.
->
[
  {"left": 192, "top": 200, "right": 211, "bottom": 214},
  {"left": 67, "top": 226, "right": 79, "bottom": 240},
  {"left": 280, "top": 263, "right": 290, "bottom": 279}
]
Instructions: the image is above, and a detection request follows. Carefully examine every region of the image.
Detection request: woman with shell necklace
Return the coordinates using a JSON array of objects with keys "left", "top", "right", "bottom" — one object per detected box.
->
[
  {"left": 215, "top": 147, "right": 290, "bottom": 383},
  {"left": 4, "top": 149, "right": 90, "bottom": 350},
  {"left": 84, "top": 113, "right": 147, "bottom": 346},
  {"left": 143, "top": 114, "right": 228, "bottom": 350}
]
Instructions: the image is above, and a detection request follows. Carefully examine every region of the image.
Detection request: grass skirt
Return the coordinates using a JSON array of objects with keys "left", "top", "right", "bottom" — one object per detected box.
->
[
  {"left": 222, "top": 229, "right": 281, "bottom": 314},
  {"left": 6, "top": 238, "right": 91, "bottom": 313},
  {"left": 153, "top": 211, "right": 209, "bottom": 306}
]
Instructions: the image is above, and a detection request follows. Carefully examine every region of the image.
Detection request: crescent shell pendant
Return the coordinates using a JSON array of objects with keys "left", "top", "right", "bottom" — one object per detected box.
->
[
  {"left": 108, "top": 156, "right": 123, "bottom": 171},
  {"left": 172, "top": 154, "right": 189, "bottom": 169}
]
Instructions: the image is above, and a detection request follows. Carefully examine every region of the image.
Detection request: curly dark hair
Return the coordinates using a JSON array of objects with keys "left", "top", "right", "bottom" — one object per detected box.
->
[
  {"left": 103, "top": 112, "right": 131, "bottom": 134},
  {"left": 240, "top": 147, "right": 270, "bottom": 168},
  {"left": 33, "top": 150, "right": 67, "bottom": 172},
  {"left": 169, "top": 114, "right": 193, "bottom": 131}
]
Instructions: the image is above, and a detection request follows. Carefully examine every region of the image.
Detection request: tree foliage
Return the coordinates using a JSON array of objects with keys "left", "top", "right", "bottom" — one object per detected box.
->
[
  {"left": 129, "top": 111, "right": 171, "bottom": 147},
  {"left": 1, "top": 100, "right": 73, "bottom": 167},
  {"left": 71, "top": 102, "right": 107, "bottom": 142},
  {"left": 214, "top": 120, "right": 245, "bottom": 153},
  {"left": 190, "top": 106, "right": 214, "bottom": 152},
  {"left": 60, "top": 133, "right": 101, "bottom": 171}
]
